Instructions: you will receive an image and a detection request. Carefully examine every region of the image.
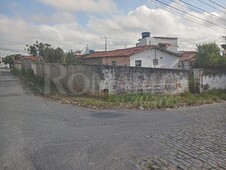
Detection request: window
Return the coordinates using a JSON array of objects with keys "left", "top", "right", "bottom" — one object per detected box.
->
[
  {"left": 112, "top": 61, "right": 116, "bottom": 66},
  {"left": 135, "top": 60, "right": 142, "bottom": 67}
]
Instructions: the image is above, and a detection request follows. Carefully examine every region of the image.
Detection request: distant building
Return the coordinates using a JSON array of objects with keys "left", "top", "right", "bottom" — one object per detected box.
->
[
  {"left": 221, "top": 44, "right": 226, "bottom": 56},
  {"left": 14, "top": 56, "right": 40, "bottom": 71},
  {"left": 179, "top": 51, "right": 196, "bottom": 70},
  {"left": 136, "top": 32, "right": 178, "bottom": 52},
  {"left": 82, "top": 45, "right": 180, "bottom": 69}
]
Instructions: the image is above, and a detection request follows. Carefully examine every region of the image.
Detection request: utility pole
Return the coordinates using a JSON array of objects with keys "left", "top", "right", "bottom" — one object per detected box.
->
[{"left": 101, "top": 35, "right": 111, "bottom": 51}]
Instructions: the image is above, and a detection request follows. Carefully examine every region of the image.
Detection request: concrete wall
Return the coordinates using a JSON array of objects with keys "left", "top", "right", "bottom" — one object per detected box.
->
[
  {"left": 130, "top": 48, "right": 180, "bottom": 69},
  {"left": 21, "top": 59, "right": 32, "bottom": 71},
  {"left": 14, "top": 63, "right": 21, "bottom": 70},
  {"left": 194, "top": 68, "right": 226, "bottom": 92},
  {"left": 100, "top": 67, "right": 188, "bottom": 94},
  {"left": 32, "top": 63, "right": 189, "bottom": 95}
]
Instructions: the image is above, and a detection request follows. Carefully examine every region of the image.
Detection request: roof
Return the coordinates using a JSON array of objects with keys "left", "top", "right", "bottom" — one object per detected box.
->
[
  {"left": 14, "top": 60, "right": 21, "bottom": 64},
  {"left": 179, "top": 51, "right": 196, "bottom": 62},
  {"left": 153, "top": 36, "right": 178, "bottom": 39},
  {"left": 83, "top": 45, "right": 179, "bottom": 59},
  {"left": 21, "top": 56, "right": 39, "bottom": 61}
]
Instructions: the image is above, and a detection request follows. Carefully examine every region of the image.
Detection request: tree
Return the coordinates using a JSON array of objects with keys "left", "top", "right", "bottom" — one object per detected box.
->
[
  {"left": 194, "top": 42, "right": 226, "bottom": 68},
  {"left": 64, "top": 50, "right": 82, "bottom": 64},
  {"left": 3, "top": 55, "right": 14, "bottom": 68},
  {"left": 26, "top": 41, "right": 64, "bottom": 63},
  {"left": 54, "top": 47, "right": 64, "bottom": 63},
  {"left": 2, "top": 54, "right": 22, "bottom": 68}
]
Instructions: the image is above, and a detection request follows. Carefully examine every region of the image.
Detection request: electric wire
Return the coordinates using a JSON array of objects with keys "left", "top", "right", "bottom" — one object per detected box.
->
[
  {"left": 197, "top": 0, "right": 225, "bottom": 13},
  {"left": 140, "top": 0, "right": 226, "bottom": 32},
  {"left": 209, "top": 0, "right": 226, "bottom": 10},
  {"left": 177, "top": 0, "right": 226, "bottom": 22}
]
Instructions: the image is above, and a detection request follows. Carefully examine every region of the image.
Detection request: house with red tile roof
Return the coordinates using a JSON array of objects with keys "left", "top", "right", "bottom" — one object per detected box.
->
[
  {"left": 179, "top": 51, "right": 196, "bottom": 70},
  {"left": 82, "top": 45, "right": 181, "bottom": 69},
  {"left": 14, "top": 55, "right": 40, "bottom": 71}
]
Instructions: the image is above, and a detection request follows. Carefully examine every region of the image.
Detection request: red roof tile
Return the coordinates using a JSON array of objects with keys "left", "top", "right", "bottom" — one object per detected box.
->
[
  {"left": 179, "top": 51, "right": 196, "bottom": 62},
  {"left": 22, "top": 56, "right": 39, "bottom": 61},
  {"left": 83, "top": 45, "right": 155, "bottom": 59}
]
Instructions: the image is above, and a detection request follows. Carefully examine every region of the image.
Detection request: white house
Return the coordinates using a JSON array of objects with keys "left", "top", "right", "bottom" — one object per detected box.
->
[
  {"left": 83, "top": 45, "right": 180, "bottom": 69},
  {"left": 130, "top": 46, "right": 180, "bottom": 69}
]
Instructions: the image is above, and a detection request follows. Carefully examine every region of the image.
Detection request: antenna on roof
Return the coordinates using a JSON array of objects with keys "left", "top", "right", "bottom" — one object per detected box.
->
[
  {"left": 101, "top": 35, "right": 111, "bottom": 51},
  {"left": 85, "top": 44, "right": 89, "bottom": 54}
]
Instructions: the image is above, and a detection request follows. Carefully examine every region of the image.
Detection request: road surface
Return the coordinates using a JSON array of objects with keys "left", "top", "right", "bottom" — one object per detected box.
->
[{"left": 0, "top": 69, "right": 226, "bottom": 170}]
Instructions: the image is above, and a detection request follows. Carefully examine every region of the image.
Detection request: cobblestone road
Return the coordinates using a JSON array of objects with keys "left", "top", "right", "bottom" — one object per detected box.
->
[
  {"left": 138, "top": 106, "right": 226, "bottom": 169},
  {"left": 0, "top": 69, "right": 226, "bottom": 170}
]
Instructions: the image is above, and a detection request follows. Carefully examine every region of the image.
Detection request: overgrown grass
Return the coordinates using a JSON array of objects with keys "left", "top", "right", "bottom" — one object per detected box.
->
[{"left": 45, "top": 90, "right": 226, "bottom": 110}]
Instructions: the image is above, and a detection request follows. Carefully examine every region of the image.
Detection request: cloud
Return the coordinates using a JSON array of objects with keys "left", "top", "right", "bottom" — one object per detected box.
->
[
  {"left": 30, "top": 11, "right": 77, "bottom": 24},
  {"left": 87, "top": 5, "right": 225, "bottom": 50},
  {"left": 0, "top": 2, "right": 225, "bottom": 56},
  {"left": 37, "top": 0, "right": 117, "bottom": 13}
]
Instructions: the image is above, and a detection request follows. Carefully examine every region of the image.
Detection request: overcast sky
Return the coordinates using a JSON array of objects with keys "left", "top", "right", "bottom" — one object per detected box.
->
[{"left": 0, "top": 0, "right": 226, "bottom": 56}]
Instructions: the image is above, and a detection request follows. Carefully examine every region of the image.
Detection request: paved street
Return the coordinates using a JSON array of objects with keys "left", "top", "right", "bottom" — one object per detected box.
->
[{"left": 0, "top": 69, "right": 226, "bottom": 170}]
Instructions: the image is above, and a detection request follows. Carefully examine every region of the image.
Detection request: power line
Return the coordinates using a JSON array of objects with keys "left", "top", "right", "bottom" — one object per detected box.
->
[
  {"left": 141, "top": 0, "right": 226, "bottom": 32},
  {"left": 197, "top": 0, "right": 225, "bottom": 13},
  {"left": 177, "top": 0, "right": 226, "bottom": 22},
  {"left": 209, "top": 0, "right": 226, "bottom": 10},
  {"left": 155, "top": 0, "right": 226, "bottom": 31},
  {"left": 141, "top": 0, "right": 223, "bottom": 32}
]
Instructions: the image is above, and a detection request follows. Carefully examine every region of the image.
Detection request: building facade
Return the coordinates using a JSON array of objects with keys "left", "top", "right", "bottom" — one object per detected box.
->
[{"left": 83, "top": 45, "right": 180, "bottom": 69}]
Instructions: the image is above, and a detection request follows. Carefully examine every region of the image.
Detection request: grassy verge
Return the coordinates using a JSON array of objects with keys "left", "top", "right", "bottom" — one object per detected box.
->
[
  {"left": 11, "top": 68, "right": 226, "bottom": 110},
  {"left": 44, "top": 90, "right": 226, "bottom": 110}
]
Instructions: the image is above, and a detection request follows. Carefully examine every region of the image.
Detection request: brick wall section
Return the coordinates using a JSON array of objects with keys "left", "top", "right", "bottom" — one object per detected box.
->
[{"left": 32, "top": 63, "right": 189, "bottom": 95}]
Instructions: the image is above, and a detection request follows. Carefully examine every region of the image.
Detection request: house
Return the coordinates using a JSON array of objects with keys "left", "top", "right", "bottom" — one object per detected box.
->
[
  {"left": 14, "top": 56, "right": 40, "bottom": 71},
  {"left": 179, "top": 51, "right": 196, "bottom": 70},
  {"left": 136, "top": 32, "right": 178, "bottom": 52},
  {"left": 82, "top": 45, "right": 181, "bottom": 69}
]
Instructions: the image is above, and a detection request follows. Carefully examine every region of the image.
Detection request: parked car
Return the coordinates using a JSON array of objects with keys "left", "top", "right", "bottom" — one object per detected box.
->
[{"left": 0, "top": 63, "right": 10, "bottom": 69}]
